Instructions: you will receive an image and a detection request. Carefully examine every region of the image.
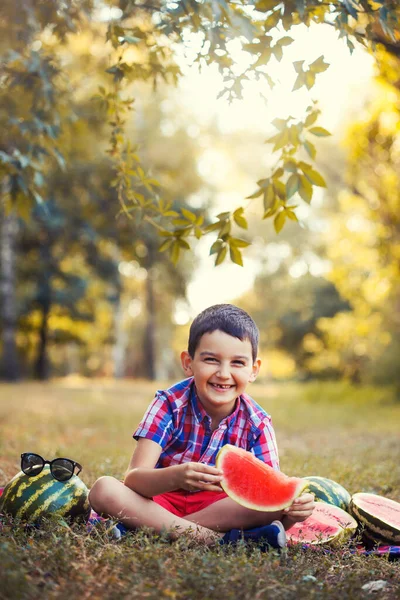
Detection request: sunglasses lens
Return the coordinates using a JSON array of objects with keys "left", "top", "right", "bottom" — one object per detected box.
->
[
  {"left": 51, "top": 459, "right": 74, "bottom": 482},
  {"left": 22, "top": 454, "right": 44, "bottom": 476}
]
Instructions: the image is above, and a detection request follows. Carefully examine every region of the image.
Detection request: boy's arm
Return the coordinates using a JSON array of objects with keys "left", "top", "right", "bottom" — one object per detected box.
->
[{"left": 124, "top": 438, "right": 223, "bottom": 498}]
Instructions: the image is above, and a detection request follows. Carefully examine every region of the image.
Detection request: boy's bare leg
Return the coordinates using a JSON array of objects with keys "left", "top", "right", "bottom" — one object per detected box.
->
[
  {"left": 185, "top": 497, "right": 283, "bottom": 532},
  {"left": 89, "top": 476, "right": 220, "bottom": 545}
]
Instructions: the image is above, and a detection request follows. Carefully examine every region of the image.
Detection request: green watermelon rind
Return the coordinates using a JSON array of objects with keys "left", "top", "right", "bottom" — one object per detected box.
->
[
  {"left": 0, "top": 467, "right": 90, "bottom": 523},
  {"left": 349, "top": 492, "right": 400, "bottom": 545},
  {"left": 216, "top": 445, "right": 308, "bottom": 512},
  {"left": 287, "top": 501, "right": 358, "bottom": 546},
  {"left": 303, "top": 476, "right": 351, "bottom": 511}
]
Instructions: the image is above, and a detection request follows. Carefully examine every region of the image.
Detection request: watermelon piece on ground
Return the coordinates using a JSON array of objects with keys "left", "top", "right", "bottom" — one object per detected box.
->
[
  {"left": 349, "top": 492, "right": 400, "bottom": 545},
  {"left": 286, "top": 502, "right": 358, "bottom": 546},
  {"left": 215, "top": 444, "right": 307, "bottom": 512}
]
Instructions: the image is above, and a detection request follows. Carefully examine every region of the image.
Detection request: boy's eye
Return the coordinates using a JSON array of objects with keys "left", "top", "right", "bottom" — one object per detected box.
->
[
  {"left": 204, "top": 357, "right": 218, "bottom": 363},
  {"left": 233, "top": 361, "right": 245, "bottom": 366}
]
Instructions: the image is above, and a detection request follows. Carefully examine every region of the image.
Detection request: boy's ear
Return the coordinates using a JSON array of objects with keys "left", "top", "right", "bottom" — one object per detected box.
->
[
  {"left": 248, "top": 358, "right": 261, "bottom": 383},
  {"left": 181, "top": 350, "right": 194, "bottom": 376}
]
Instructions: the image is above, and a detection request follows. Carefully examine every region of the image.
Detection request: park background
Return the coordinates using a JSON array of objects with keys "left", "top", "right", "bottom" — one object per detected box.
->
[{"left": 1, "top": 1, "right": 400, "bottom": 598}]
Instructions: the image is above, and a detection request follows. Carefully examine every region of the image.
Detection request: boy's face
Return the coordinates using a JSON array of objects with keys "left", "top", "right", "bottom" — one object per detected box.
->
[{"left": 181, "top": 330, "right": 261, "bottom": 420}]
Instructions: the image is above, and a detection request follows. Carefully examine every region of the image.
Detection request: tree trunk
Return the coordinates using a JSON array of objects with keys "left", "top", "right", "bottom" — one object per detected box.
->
[
  {"left": 144, "top": 271, "right": 156, "bottom": 380},
  {"left": 0, "top": 194, "right": 20, "bottom": 380},
  {"left": 33, "top": 290, "right": 51, "bottom": 380},
  {"left": 33, "top": 239, "right": 52, "bottom": 380}
]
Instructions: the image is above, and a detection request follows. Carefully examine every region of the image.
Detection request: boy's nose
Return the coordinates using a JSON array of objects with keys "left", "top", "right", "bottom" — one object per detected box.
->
[{"left": 216, "top": 363, "right": 230, "bottom": 378}]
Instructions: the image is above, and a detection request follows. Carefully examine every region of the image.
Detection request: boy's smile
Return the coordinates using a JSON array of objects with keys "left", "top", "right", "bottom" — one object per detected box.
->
[{"left": 181, "top": 330, "right": 261, "bottom": 426}]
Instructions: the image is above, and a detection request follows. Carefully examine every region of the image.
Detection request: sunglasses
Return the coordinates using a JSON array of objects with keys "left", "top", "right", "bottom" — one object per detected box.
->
[{"left": 21, "top": 452, "right": 82, "bottom": 482}]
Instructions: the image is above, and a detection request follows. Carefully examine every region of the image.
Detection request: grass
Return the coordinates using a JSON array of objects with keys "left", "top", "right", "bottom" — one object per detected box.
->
[{"left": 1, "top": 379, "right": 400, "bottom": 599}]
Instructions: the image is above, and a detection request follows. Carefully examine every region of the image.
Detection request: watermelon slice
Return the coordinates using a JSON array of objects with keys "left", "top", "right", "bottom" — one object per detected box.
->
[
  {"left": 286, "top": 502, "right": 358, "bottom": 545},
  {"left": 215, "top": 444, "right": 307, "bottom": 511},
  {"left": 349, "top": 493, "right": 400, "bottom": 545}
]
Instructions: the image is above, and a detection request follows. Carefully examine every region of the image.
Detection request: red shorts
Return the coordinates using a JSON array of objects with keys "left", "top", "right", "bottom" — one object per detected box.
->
[{"left": 153, "top": 489, "right": 228, "bottom": 517}]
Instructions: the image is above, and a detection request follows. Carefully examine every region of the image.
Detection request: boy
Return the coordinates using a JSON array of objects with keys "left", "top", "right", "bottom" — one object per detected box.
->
[{"left": 89, "top": 304, "right": 314, "bottom": 549}]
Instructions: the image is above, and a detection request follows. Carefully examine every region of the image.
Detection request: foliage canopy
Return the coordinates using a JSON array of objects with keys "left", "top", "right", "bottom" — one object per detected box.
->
[{"left": 2, "top": 0, "right": 400, "bottom": 265}]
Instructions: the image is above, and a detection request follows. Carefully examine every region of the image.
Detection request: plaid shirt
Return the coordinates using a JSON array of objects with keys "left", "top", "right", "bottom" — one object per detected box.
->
[{"left": 133, "top": 377, "right": 279, "bottom": 470}]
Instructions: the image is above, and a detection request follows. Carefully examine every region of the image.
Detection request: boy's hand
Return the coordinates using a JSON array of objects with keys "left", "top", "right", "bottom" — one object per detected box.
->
[
  {"left": 177, "top": 462, "right": 223, "bottom": 492},
  {"left": 282, "top": 492, "right": 315, "bottom": 526}
]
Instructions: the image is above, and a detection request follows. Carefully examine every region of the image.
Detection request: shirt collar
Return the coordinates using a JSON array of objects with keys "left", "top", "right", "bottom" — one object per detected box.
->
[{"left": 190, "top": 381, "right": 241, "bottom": 427}]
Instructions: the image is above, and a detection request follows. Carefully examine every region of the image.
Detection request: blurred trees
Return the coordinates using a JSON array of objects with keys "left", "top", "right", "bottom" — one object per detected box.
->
[
  {"left": 0, "top": 14, "right": 203, "bottom": 380},
  {"left": 306, "top": 43, "right": 400, "bottom": 385},
  {"left": 1, "top": 0, "right": 400, "bottom": 383},
  {"left": 235, "top": 41, "right": 400, "bottom": 387}
]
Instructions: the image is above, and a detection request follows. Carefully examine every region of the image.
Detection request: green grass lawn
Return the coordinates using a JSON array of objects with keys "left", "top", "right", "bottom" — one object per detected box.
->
[{"left": 1, "top": 379, "right": 400, "bottom": 599}]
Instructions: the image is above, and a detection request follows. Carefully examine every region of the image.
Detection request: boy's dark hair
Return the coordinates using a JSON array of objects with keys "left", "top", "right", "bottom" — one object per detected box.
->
[{"left": 188, "top": 304, "right": 259, "bottom": 362}]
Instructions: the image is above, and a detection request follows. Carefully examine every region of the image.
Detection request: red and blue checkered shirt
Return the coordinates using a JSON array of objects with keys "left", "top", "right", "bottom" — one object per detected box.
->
[{"left": 133, "top": 377, "right": 279, "bottom": 470}]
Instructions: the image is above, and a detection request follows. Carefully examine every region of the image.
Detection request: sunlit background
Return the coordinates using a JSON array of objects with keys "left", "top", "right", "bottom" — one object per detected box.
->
[{"left": 1, "top": 2, "right": 399, "bottom": 388}]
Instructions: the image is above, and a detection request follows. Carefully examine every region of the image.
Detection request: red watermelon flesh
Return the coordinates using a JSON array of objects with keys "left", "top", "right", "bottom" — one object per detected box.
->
[
  {"left": 287, "top": 502, "right": 358, "bottom": 545},
  {"left": 215, "top": 444, "right": 307, "bottom": 511}
]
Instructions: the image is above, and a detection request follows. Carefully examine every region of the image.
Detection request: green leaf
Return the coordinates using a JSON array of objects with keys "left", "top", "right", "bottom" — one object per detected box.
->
[
  {"left": 285, "top": 209, "right": 298, "bottom": 221},
  {"left": 298, "top": 174, "right": 313, "bottom": 203},
  {"left": 272, "top": 44, "right": 283, "bottom": 62},
  {"left": 219, "top": 220, "right": 231, "bottom": 237},
  {"left": 171, "top": 241, "right": 181, "bottom": 265},
  {"left": 159, "top": 238, "right": 173, "bottom": 252},
  {"left": 272, "top": 118, "right": 287, "bottom": 131},
  {"left": 173, "top": 218, "right": 192, "bottom": 226},
  {"left": 305, "top": 71, "right": 316, "bottom": 90},
  {"left": 210, "top": 240, "right": 222, "bottom": 255},
  {"left": 309, "top": 55, "right": 329, "bottom": 74},
  {"left": 304, "top": 139, "right": 316, "bottom": 160},
  {"left": 309, "top": 126, "right": 331, "bottom": 137},
  {"left": 233, "top": 211, "right": 248, "bottom": 229},
  {"left": 274, "top": 180, "right": 286, "bottom": 200},
  {"left": 274, "top": 211, "right": 286, "bottom": 233},
  {"left": 292, "top": 72, "right": 306, "bottom": 91},
  {"left": 284, "top": 159, "right": 298, "bottom": 172},
  {"left": 255, "top": 0, "right": 281, "bottom": 11},
  {"left": 215, "top": 245, "right": 228, "bottom": 266},
  {"left": 303, "top": 168, "right": 326, "bottom": 187},
  {"left": 263, "top": 184, "right": 275, "bottom": 212},
  {"left": 304, "top": 111, "right": 319, "bottom": 128},
  {"left": 246, "top": 188, "right": 263, "bottom": 200},
  {"left": 180, "top": 208, "right": 197, "bottom": 222},
  {"left": 229, "top": 245, "right": 243, "bottom": 267},
  {"left": 278, "top": 36, "right": 294, "bottom": 46},
  {"left": 177, "top": 238, "right": 191, "bottom": 249},
  {"left": 229, "top": 238, "right": 251, "bottom": 248},
  {"left": 205, "top": 221, "right": 222, "bottom": 233},
  {"left": 286, "top": 173, "right": 301, "bottom": 199},
  {"left": 293, "top": 60, "right": 304, "bottom": 73}
]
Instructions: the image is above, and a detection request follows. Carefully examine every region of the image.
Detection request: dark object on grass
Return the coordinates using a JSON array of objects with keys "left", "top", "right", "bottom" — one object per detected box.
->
[{"left": 349, "top": 492, "right": 400, "bottom": 545}]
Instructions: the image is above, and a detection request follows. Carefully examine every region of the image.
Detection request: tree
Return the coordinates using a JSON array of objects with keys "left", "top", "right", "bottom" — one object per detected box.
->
[
  {"left": 2, "top": 0, "right": 400, "bottom": 380},
  {"left": 303, "top": 42, "right": 400, "bottom": 385},
  {"left": 2, "top": 0, "right": 400, "bottom": 265},
  {"left": 100, "top": 0, "right": 400, "bottom": 265}
]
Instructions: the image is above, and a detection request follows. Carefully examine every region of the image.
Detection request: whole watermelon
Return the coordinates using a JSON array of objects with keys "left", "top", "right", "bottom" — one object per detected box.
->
[
  {"left": 0, "top": 466, "right": 91, "bottom": 523},
  {"left": 303, "top": 476, "right": 351, "bottom": 511}
]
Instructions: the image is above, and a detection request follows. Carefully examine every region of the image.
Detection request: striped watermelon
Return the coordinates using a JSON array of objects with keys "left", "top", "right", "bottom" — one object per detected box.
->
[
  {"left": 0, "top": 466, "right": 90, "bottom": 523},
  {"left": 303, "top": 476, "right": 351, "bottom": 511},
  {"left": 349, "top": 492, "right": 400, "bottom": 545}
]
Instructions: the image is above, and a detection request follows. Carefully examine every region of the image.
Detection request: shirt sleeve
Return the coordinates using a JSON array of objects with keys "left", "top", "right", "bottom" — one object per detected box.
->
[
  {"left": 250, "top": 416, "right": 280, "bottom": 470},
  {"left": 133, "top": 392, "right": 175, "bottom": 449}
]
